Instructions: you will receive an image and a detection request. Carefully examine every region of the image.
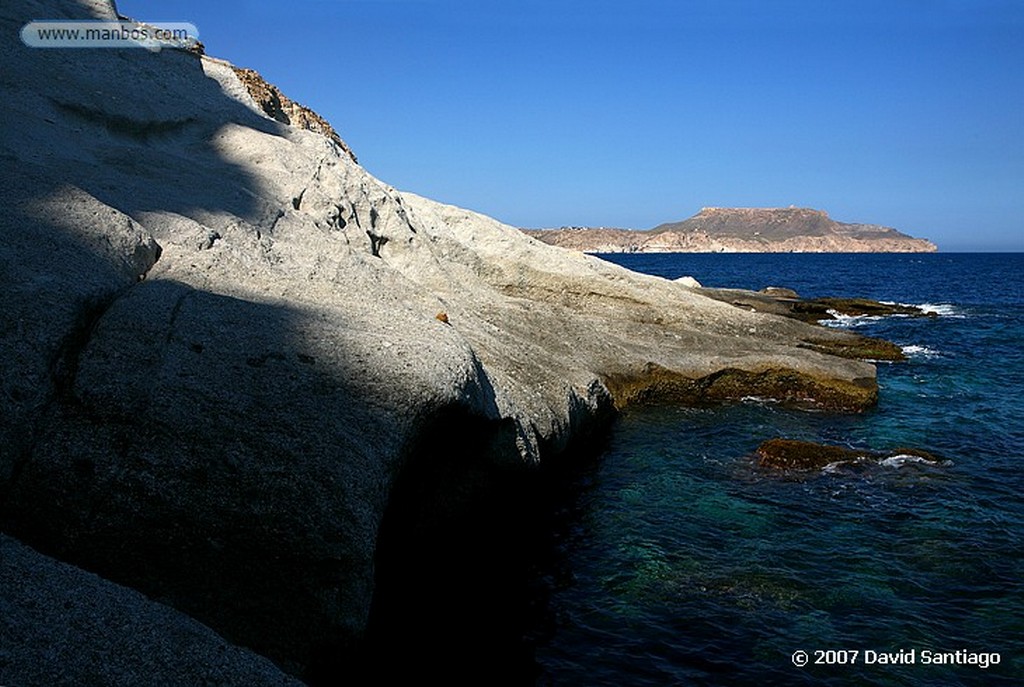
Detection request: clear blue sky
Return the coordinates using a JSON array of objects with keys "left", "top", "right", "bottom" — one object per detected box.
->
[{"left": 119, "top": 0, "right": 1023, "bottom": 250}]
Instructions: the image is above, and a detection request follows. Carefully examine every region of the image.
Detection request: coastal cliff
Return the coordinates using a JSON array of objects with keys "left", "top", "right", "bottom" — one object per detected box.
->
[
  {"left": 524, "top": 206, "right": 938, "bottom": 253},
  {"left": 2, "top": 1, "right": 894, "bottom": 682}
]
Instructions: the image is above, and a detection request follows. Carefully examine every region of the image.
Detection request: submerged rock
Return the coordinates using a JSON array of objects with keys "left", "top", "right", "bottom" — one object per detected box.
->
[{"left": 755, "top": 438, "right": 941, "bottom": 471}]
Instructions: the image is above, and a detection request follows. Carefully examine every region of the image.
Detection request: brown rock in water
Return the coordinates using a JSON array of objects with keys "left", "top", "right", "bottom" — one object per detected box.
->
[
  {"left": 691, "top": 287, "right": 933, "bottom": 360},
  {"left": 755, "top": 439, "right": 859, "bottom": 470},
  {"left": 601, "top": 364, "right": 878, "bottom": 413},
  {"left": 805, "top": 297, "right": 938, "bottom": 320},
  {"left": 799, "top": 335, "right": 906, "bottom": 362},
  {"left": 697, "top": 287, "right": 938, "bottom": 327},
  {"left": 755, "top": 438, "right": 940, "bottom": 471}
]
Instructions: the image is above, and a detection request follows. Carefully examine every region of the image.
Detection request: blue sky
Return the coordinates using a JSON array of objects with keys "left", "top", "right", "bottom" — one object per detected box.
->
[{"left": 119, "top": 0, "right": 1023, "bottom": 250}]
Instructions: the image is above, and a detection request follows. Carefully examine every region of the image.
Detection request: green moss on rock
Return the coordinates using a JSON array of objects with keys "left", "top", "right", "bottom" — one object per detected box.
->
[
  {"left": 799, "top": 336, "right": 906, "bottom": 361},
  {"left": 602, "top": 364, "right": 877, "bottom": 413}
]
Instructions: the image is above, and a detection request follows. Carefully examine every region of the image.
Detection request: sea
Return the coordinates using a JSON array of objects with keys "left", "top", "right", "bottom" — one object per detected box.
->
[{"left": 528, "top": 253, "right": 1024, "bottom": 686}]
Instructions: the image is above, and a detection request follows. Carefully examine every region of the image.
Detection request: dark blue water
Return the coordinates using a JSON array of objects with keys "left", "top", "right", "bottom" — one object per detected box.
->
[{"left": 534, "top": 254, "right": 1024, "bottom": 686}]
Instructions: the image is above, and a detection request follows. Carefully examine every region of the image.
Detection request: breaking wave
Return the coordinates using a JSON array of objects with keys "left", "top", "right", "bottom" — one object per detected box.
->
[
  {"left": 883, "top": 301, "right": 965, "bottom": 317},
  {"left": 900, "top": 344, "right": 943, "bottom": 358},
  {"left": 820, "top": 311, "right": 885, "bottom": 328}
]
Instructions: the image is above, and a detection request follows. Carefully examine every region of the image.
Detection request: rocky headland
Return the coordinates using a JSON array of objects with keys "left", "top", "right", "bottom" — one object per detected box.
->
[
  {"left": 524, "top": 206, "right": 938, "bottom": 253},
  {"left": 1, "top": 1, "right": 914, "bottom": 683}
]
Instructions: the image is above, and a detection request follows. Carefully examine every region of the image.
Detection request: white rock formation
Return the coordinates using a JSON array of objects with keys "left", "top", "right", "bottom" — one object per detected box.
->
[
  {"left": 1, "top": 0, "right": 883, "bottom": 678},
  {"left": 674, "top": 275, "right": 703, "bottom": 288}
]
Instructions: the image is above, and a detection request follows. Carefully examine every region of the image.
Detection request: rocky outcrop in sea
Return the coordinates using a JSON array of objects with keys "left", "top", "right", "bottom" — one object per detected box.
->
[
  {"left": 0, "top": 0, "right": 906, "bottom": 682},
  {"left": 754, "top": 438, "right": 943, "bottom": 471}
]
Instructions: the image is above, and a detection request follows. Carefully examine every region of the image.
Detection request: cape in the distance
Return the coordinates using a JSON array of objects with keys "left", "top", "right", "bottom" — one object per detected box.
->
[{"left": 523, "top": 206, "right": 938, "bottom": 253}]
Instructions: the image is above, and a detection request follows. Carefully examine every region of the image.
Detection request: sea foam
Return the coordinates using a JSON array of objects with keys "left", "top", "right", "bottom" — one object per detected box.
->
[
  {"left": 879, "top": 454, "right": 937, "bottom": 468},
  {"left": 821, "top": 311, "right": 885, "bottom": 328},
  {"left": 900, "top": 344, "right": 942, "bottom": 358},
  {"left": 882, "top": 301, "right": 964, "bottom": 317}
]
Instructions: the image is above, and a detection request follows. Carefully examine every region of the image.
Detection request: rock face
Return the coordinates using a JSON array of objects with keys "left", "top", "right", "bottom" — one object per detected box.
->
[
  {"left": 525, "top": 207, "right": 938, "bottom": 253},
  {"left": 0, "top": 536, "right": 303, "bottom": 687},
  {"left": 1, "top": 0, "right": 893, "bottom": 681},
  {"left": 230, "top": 65, "right": 358, "bottom": 164}
]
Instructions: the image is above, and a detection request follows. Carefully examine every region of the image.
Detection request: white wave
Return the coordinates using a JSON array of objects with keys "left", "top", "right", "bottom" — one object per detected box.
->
[
  {"left": 900, "top": 344, "right": 942, "bottom": 358},
  {"left": 918, "top": 302, "right": 962, "bottom": 316},
  {"left": 740, "top": 395, "right": 780, "bottom": 405},
  {"left": 880, "top": 454, "right": 937, "bottom": 468},
  {"left": 820, "top": 310, "right": 884, "bottom": 328},
  {"left": 824, "top": 302, "right": 965, "bottom": 328},
  {"left": 821, "top": 456, "right": 872, "bottom": 473},
  {"left": 883, "top": 301, "right": 965, "bottom": 317}
]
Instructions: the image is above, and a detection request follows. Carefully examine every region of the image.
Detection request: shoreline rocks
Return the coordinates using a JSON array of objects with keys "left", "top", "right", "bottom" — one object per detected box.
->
[
  {"left": 695, "top": 287, "right": 939, "bottom": 324},
  {"left": 601, "top": 364, "right": 877, "bottom": 412},
  {"left": 691, "top": 286, "right": 942, "bottom": 361}
]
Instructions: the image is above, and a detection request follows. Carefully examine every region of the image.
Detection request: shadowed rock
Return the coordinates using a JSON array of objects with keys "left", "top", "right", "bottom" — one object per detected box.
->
[{"left": 0, "top": 535, "right": 302, "bottom": 687}]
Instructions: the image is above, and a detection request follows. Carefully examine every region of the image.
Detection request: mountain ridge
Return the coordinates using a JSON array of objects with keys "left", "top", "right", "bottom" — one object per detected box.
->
[{"left": 524, "top": 206, "right": 938, "bottom": 253}]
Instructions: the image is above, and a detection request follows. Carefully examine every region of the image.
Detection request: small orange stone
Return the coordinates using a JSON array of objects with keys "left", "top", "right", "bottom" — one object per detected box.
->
[{"left": 435, "top": 312, "right": 450, "bottom": 324}]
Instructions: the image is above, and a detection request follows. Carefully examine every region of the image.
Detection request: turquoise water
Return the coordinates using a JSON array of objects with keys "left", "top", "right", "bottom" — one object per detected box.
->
[{"left": 533, "top": 254, "right": 1024, "bottom": 686}]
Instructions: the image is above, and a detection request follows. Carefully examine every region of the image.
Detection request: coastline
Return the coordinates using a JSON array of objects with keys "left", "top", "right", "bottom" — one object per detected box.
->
[
  {"left": 0, "top": 2, "right": 965, "bottom": 684},
  {"left": 534, "top": 252, "right": 1024, "bottom": 684},
  {"left": 522, "top": 208, "right": 938, "bottom": 254}
]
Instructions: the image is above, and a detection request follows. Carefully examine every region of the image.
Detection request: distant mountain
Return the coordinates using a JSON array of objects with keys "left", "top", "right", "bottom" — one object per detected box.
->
[{"left": 523, "top": 207, "right": 937, "bottom": 253}]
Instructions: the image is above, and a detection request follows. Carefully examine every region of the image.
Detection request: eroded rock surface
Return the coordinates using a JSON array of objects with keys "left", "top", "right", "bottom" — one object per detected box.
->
[{"left": 0, "top": 536, "right": 302, "bottom": 687}]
